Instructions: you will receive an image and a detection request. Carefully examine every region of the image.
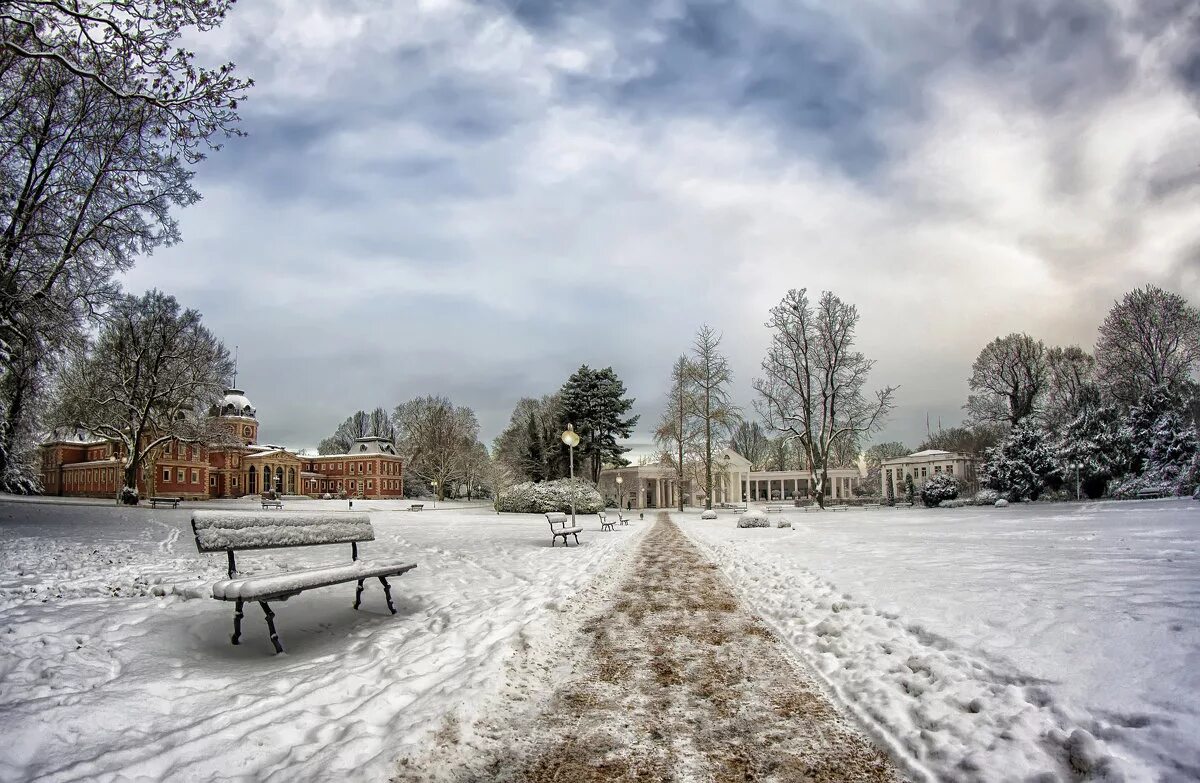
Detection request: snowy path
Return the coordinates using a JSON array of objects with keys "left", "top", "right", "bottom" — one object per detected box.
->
[
  {"left": 0, "top": 499, "right": 646, "bottom": 782},
  {"left": 400, "top": 514, "right": 901, "bottom": 782},
  {"left": 679, "top": 502, "right": 1200, "bottom": 782}
]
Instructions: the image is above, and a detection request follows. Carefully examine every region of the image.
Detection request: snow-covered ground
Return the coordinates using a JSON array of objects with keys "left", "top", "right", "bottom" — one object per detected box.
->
[
  {"left": 679, "top": 500, "right": 1200, "bottom": 782},
  {"left": 0, "top": 497, "right": 643, "bottom": 782}
]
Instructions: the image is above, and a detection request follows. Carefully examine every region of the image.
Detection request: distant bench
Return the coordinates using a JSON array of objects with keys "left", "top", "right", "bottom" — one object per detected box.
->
[
  {"left": 192, "top": 510, "right": 417, "bottom": 654},
  {"left": 1135, "top": 487, "right": 1168, "bottom": 500},
  {"left": 149, "top": 496, "right": 182, "bottom": 509},
  {"left": 765, "top": 504, "right": 785, "bottom": 513},
  {"left": 545, "top": 512, "right": 583, "bottom": 547},
  {"left": 409, "top": 504, "right": 424, "bottom": 512},
  {"left": 261, "top": 499, "right": 283, "bottom": 509},
  {"left": 598, "top": 512, "right": 615, "bottom": 532}
]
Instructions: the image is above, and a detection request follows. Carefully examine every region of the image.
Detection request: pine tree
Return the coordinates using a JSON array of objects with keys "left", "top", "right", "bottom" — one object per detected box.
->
[
  {"left": 559, "top": 366, "right": 639, "bottom": 483},
  {"left": 983, "top": 422, "right": 1060, "bottom": 501},
  {"left": 525, "top": 412, "right": 545, "bottom": 482},
  {"left": 1056, "top": 403, "right": 1126, "bottom": 498}
]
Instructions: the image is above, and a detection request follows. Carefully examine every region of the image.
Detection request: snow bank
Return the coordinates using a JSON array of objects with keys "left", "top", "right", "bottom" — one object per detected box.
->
[
  {"left": 191, "top": 510, "right": 374, "bottom": 550},
  {"left": 679, "top": 500, "right": 1200, "bottom": 781},
  {"left": 0, "top": 497, "right": 646, "bottom": 782}
]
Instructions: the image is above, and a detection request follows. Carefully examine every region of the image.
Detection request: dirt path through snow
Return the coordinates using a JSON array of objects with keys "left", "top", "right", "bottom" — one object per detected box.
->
[{"left": 398, "top": 514, "right": 902, "bottom": 782}]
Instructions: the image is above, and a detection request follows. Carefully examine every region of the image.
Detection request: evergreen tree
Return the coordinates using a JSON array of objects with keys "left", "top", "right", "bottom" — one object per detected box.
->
[
  {"left": 526, "top": 411, "right": 545, "bottom": 482},
  {"left": 1056, "top": 403, "right": 1126, "bottom": 498},
  {"left": 559, "top": 365, "right": 639, "bottom": 483},
  {"left": 983, "top": 422, "right": 1060, "bottom": 501}
]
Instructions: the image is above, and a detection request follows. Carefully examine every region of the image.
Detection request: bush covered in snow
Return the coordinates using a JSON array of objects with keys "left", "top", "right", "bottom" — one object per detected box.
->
[
  {"left": 495, "top": 479, "right": 603, "bottom": 514},
  {"left": 700, "top": 510, "right": 717, "bottom": 520},
  {"left": 118, "top": 486, "right": 138, "bottom": 506},
  {"left": 983, "top": 422, "right": 1060, "bottom": 501},
  {"left": 973, "top": 488, "right": 1001, "bottom": 505},
  {"left": 776, "top": 519, "right": 792, "bottom": 528},
  {"left": 737, "top": 512, "right": 770, "bottom": 528},
  {"left": 920, "top": 473, "right": 961, "bottom": 507},
  {"left": 938, "top": 499, "right": 970, "bottom": 508},
  {"left": 994, "top": 498, "right": 1009, "bottom": 507}
]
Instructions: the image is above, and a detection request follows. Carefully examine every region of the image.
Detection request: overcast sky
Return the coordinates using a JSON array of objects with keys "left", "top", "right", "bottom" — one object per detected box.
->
[{"left": 120, "top": 0, "right": 1200, "bottom": 456}]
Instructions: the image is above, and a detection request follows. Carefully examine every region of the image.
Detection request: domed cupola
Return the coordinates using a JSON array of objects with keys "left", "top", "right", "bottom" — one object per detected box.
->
[{"left": 215, "top": 388, "right": 256, "bottom": 419}]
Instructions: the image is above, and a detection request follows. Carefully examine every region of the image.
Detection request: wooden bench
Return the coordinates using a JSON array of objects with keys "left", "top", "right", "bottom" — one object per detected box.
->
[
  {"left": 765, "top": 504, "right": 785, "bottom": 513},
  {"left": 149, "top": 496, "right": 182, "bottom": 509},
  {"left": 830, "top": 505, "right": 850, "bottom": 512},
  {"left": 862, "top": 503, "right": 881, "bottom": 510},
  {"left": 410, "top": 503, "right": 424, "bottom": 512},
  {"left": 1135, "top": 487, "right": 1168, "bottom": 500},
  {"left": 261, "top": 499, "right": 283, "bottom": 509},
  {"left": 892, "top": 501, "right": 913, "bottom": 508},
  {"left": 191, "top": 510, "right": 416, "bottom": 654},
  {"left": 617, "top": 511, "right": 631, "bottom": 525},
  {"left": 598, "top": 512, "right": 615, "bottom": 532},
  {"left": 545, "top": 513, "right": 583, "bottom": 547},
  {"left": 800, "top": 505, "right": 822, "bottom": 512}
]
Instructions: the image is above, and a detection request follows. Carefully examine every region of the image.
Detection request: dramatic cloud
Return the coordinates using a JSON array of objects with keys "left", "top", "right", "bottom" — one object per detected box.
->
[{"left": 121, "top": 0, "right": 1200, "bottom": 453}]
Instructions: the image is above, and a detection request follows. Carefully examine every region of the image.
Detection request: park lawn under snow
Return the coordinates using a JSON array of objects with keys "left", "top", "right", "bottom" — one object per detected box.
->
[
  {"left": 0, "top": 497, "right": 643, "bottom": 782},
  {"left": 678, "top": 500, "right": 1200, "bottom": 783}
]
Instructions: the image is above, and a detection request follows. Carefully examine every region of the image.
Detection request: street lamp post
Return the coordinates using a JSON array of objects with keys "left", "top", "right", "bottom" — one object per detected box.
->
[
  {"left": 431, "top": 480, "right": 438, "bottom": 510},
  {"left": 616, "top": 475, "right": 624, "bottom": 510},
  {"left": 561, "top": 423, "right": 581, "bottom": 527},
  {"left": 1070, "top": 462, "right": 1081, "bottom": 500}
]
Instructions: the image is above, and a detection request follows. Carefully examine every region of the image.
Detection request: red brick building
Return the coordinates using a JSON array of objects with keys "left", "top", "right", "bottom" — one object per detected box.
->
[{"left": 38, "top": 388, "right": 404, "bottom": 500}]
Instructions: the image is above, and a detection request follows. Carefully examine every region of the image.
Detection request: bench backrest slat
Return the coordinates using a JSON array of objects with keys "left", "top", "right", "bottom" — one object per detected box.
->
[{"left": 192, "top": 510, "right": 374, "bottom": 552}]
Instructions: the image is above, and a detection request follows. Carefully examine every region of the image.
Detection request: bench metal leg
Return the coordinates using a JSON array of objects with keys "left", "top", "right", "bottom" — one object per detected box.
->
[
  {"left": 572, "top": 532, "right": 579, "bottom": 545},
  {"left": 259, "top": 601, "right": 284, "bottom": 654},
  {"left": 354, "top": 579, "right": 365, "bottom": 610},
  {"left": 231, "top": 599, "right": 244, "bottom": 645},
  {"left": 379, "top": 576, "right": 397, "bottom": 614}
]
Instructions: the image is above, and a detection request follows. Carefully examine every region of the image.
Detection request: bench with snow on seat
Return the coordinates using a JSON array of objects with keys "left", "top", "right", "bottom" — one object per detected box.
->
[
  {"left": 598, "top": 512, "right": 615, "bottom": 532},
  {"left": 409, "top": 503, "right": 424, "bottom": 512},
  {"left": 191, "top": 510, "right": 417, "bottom": 654},
  {"left": 765, "top": 504, "right": 785, "bottom": 513},
  {"left": 261, "top": 498, "right": 283, "bottom": 509},
  {"left": 149, "top": 496, "right": 182, "bottom": 509},
  {"left": 545, "top": 512, "right": 583, "bottom": 546},
  {"left": 1134, "top": 487, "right": 1169, "bottom": 500}
]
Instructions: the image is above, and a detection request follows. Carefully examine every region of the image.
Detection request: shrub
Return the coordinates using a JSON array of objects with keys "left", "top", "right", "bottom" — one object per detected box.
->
[
  {"left": 994, "top": 498, "right": 1009, "bottom": 508},
  {"left": 496, "top": 479, "right": 604, "bottom": 514},
  {"left": 973, "top": 488, "right": 1000, "bottom": 506},
  {"left": 920, "top": 473, "right": 961, "bottom": 507},
  {"left": 119, "top": 486, "right": 139, "bottom": 506},
  {"left": 321, "top": 493, "right": 332, "bottom": 500},
  {"left": 938, "top": 499, "right": 970, "bottom": 508},
  {"left": 776, "top": 519, "right": 792, "bottom": 528},
  {"left": 737, "top": 512, "right": 770, "bottom": 528},
  {"left": 904, "top": 474, "right": 915, "bottom": 503},
  {"left": 700, "top": 510, "right": 717, "bottom": 520}
]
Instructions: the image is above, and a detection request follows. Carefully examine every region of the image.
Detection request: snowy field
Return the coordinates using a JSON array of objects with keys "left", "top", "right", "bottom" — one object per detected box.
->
[
  {"left": 0, "top": 497, "right": 644, "bottom": 782},
  {"left": 679, "top": 500, "right": 1200, "bottom": 782}
]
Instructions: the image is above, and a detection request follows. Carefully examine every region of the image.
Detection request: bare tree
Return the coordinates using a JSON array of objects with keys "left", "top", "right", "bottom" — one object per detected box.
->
[
  {"left": 318, "top": 407, "right": 397, "bottom": 454},
  {"left": 394, "top": 396, "right": 479, "bottom": 502},
  {"left": 689, "top": 325, "right": 739, "bottom": 510},
  {"left": 655, "top": 354, "right": 698, "bottom": 511},
  {"left": 49, "top": 289, "right": 232, "bottom": 503},
  {"left": 728, "top": 420, "right": 769, "bottom": 469},
  {"left": 1096, "top": 285, "right": 1200, "bottom": 406},
  {"left": 753, "top": 289, "right": 896, "bottom": 508},
  {"left": 1045, "top": 345, "right": 1099, "bottom": 430},
  {"left": 1, "top": 0, "right": 251, "bottom": 160},
  {"left": 964, "top": 333, "right": 1048, "bottom": 427}
]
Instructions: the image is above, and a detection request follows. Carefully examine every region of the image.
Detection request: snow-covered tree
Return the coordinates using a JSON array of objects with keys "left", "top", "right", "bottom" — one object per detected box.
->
[
  {"left": 49, "top": 290, "right": 233, "bottom": 503},
  {"left": 493, "top": 395, "right": 568, "bottom": 482},
  {"left": 965, "top": 333, "right": 1048, "bottom": 427},
  {"left": 394, "top": 395, "right": 479, "bottom": 502},
  {"left": 1117, "top": 385, "right": 1200, "bottom": 494},
  {"left": 983, "top": 422, "right": 1060, "bottom": 501},
  {"left": 863, "top": 441, "right": 909, "bottom": 495},
  {"left": 1096, "top": 285, "right": 1200, "bottom": 407},
  {"left": 559, "top": 365, "right": 638, "bottom": 483},
  {"left": 1056, "top": 403, "right": 1126, "bottom": 498},
  {"left": 1, "top": 0, "right": 251, "bottom": 159},
  {"left": 1045, "top": 345, "right": 1099, "bottom": 432},
  {"left": 917, "top": 424, "right": 1003, "bottom": 456},
  {"left": 754, "top": 289, "right": 896, "bottom": 508},
  {"left": 689, "top": 325, "right": 739, "bottom": 510}
]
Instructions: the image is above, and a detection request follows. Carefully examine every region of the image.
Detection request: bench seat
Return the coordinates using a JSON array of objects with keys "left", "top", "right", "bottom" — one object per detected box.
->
[{"left": 213, "top": 560, "right": 417, "bottom": 602}]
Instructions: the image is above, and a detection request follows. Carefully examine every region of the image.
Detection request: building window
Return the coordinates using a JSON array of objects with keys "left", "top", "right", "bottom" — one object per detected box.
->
[
  {"left": 367, "top": 480, "right": 373, "bottom": 489},
  {"left": 164, "top": 442, "right": 172, "bottom": 455},
  {"left": 946, "top": 465, "right": 954, "bottom": 475},
  {"left": 233, "top": 477, "right": 239, "bottom": 487},
  {"left": 192, "top": 469, "right": 199, "bottom": 484},
  {"left": 921, "top": 467, "right": 927, "bottom": 478},
  {"left": 934, "top": 465, "right": 942, "bottom": 474},
  {"left": 163, "top": 467, "right": 170, "bottom": 482},
  {"left": 178, "top": 468, "right": 185, "bottom": 483},
  {"left": 210, "top": 475, "right": 217, "bottom": 487}
]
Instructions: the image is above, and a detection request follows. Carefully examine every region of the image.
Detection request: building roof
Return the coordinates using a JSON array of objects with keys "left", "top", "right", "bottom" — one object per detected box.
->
[
  {"left": 315, "top": 437, "right": 400, "bottom": 458},
  {"left": 213, "top": 388, "right": 256, "bottom": 419},
  {"left": 907, "top": 449, "right": 952, "bottom": 457}
]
